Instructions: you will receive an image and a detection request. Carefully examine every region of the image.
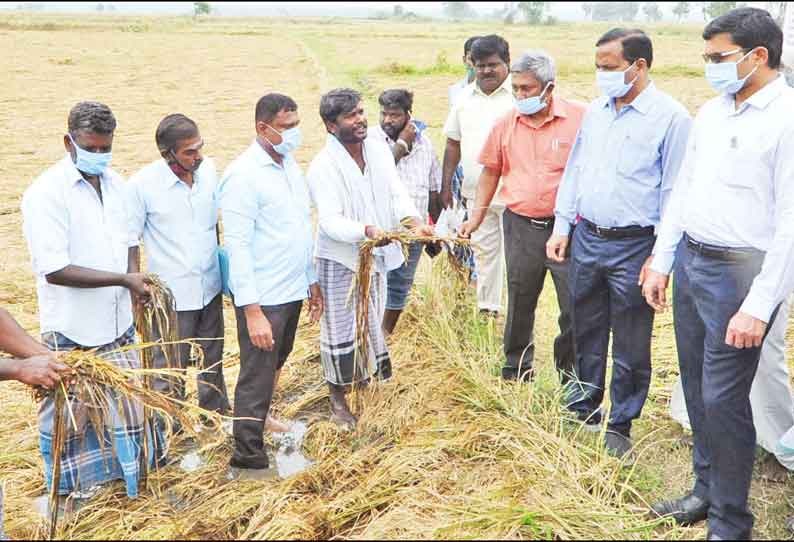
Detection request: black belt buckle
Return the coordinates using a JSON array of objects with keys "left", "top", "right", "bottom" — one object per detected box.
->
[
  {"left": 685, "top": 235, "right": 756, "bottom": 262},
  {"left": 529, "top": 217, "right": 553, "bottom": 230}
]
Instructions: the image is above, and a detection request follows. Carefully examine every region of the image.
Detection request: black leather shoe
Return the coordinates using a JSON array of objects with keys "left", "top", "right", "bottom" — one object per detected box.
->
[
  {"left": 604, "top": 430, "right": 633, "bottom": 459},
  {"left": 650, "top": 492, "right": 709, "bottom": 525}
]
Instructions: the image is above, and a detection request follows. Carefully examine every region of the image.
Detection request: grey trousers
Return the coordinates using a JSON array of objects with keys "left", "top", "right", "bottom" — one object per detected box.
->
[
  {"left": 151, "top": 294, "right": 230, "bottom": 414},
  {"left": 502, "top": 208, "right": 574, "bottom": 381}
]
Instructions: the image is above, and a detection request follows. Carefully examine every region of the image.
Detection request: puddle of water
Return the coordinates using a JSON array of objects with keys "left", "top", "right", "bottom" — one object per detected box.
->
[
  {"left": 273, "top": 420, "right": 313, "bottom": 478},
  {"left": 178, "top": 451, "right": 205, "bottom": 473}
]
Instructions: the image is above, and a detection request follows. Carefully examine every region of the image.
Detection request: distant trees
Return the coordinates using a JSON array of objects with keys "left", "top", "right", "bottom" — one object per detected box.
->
[
  {"left": 672, "top": 1, "right": 691, "bottom": 21},
  {"left": 393, "top": 4, "right": 404, "bottom": 17},
  {"left": 443, "top": 2, "right": 477, "bottom": 20},
  {"left": 582, "top": 2, "right": 593, "bottom": 20},
  {"left": 591, "top": 2, "right": 639, "bottom": 21},
  {"left": 193, "top": 2, "right": 211, "bottom": 16},
  {"left": 704, "top": 2, "right": 737, "bottom": 19},
  {"left": 517, "top": 1, "right": 545, "bottom": 24},
  {"left": 643, "top": 1, "right": 663, "bottom": 22}
]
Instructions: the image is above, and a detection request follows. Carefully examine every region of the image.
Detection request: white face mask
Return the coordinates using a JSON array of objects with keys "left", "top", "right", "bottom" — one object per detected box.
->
[
  {"left": 704, "top": 48, "right": 758, "bottom": 95},
  {"left": 596, "top": 62, "right": 638, "bottom": 98},
  {"left": 514, "top": 82, "right": 552, "bottom": 116},
  {"left": 265, "top": 124, "right": 302, "bottom": 156}
]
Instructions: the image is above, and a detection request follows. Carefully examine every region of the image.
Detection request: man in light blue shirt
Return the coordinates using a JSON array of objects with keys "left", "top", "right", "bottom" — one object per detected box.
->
[
  {"left": 219, "top": 93, "right": 323, "bottom": 475},
  {"left": 547, "top": 28, "right": 691, "bottom": 459},
  {"left": 128, "top": 114, "right": 230, "bottom": 416}
]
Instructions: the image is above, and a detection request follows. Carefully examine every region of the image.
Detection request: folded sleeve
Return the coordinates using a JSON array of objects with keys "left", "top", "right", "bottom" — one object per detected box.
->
[{"left": 21, "top": 184, "right": 71, "bottom": 276}]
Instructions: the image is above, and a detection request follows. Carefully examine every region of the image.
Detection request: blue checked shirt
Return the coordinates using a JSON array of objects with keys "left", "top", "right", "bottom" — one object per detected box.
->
[{"left": 553, "top": 82, "right": 692, "bottom": 237}]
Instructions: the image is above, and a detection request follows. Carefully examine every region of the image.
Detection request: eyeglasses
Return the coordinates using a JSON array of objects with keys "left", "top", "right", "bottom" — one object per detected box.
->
[{"left": 701, "top": 48, "right": 749, "bottom": 64}]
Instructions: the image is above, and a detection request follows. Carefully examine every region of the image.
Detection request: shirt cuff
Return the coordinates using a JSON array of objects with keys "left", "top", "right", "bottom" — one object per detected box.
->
[
  {"left": 739, "top": 290, "right": 776, "bottom": 323},
  {"left": 551, "top": 219, "right": 571, "bottom": 237},
  {"left": 649, "top": 250, "right": 675, "bottom": 275},
  {"left": 232, "top": 285, "right": 259, "bottom": 308},
  {"left": 36, "top": 254, "right": 70, "bottom": 277}
]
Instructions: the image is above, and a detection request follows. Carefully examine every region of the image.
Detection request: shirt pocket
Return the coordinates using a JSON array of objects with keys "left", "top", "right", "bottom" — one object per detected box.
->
[
  {"left": 192, "top": 190, "right": 218, "bottom": 232},
  {"left": 716, "top": 138, "right": 771, "bottom": 190},
  {"left": 543, "top": 137, "right": 573, "bottom": 172},
  {"left": 616, "top": 133, "right": 660, "bottom": 184}
]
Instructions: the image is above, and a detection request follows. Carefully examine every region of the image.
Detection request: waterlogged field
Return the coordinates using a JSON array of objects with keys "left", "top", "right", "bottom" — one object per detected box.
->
[{"left": 1, "top": 12, "right": 793, "bottom": 539}]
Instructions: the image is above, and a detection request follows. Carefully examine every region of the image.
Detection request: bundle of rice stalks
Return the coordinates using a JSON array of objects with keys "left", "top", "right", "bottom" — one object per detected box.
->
[
  {"left": 351, "top": 223, "right": 472, "bottom": 411},
  {"left": 36, "top": 343, "right": 224, "bottom": 539}
]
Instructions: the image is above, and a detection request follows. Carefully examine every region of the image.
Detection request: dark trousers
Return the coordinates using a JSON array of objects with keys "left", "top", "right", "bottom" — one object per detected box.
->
[
  {"left": 502, "top": 208, "right": 574, "bottom": 380},
  {"left": 673, "top": 237, "right": 773, "bottom": 540},
  {"left": 231, "top": 300, "right": 302, "bottom": 469},
  {"left": 566, "top": 223, "right": 655, "bottom": 436},
  {"left": 151, "top": 294, "right": 230, "bottom": 413}
]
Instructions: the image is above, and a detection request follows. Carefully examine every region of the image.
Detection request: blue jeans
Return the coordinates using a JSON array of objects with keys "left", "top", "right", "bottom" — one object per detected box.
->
[
  {"left": 673, "top": 235, "right": 775, "bottom": 540},
  {"left": 566, "top": 224, "right": 655, "bottom": 436},
  {"left": 386, "top": 242, "right": 423, "bottom": 310}
]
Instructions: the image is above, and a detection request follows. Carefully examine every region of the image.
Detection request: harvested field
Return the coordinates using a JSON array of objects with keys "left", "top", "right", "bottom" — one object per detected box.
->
[{"left": 1, "top": 12, "right": 793, "bottom": 539}]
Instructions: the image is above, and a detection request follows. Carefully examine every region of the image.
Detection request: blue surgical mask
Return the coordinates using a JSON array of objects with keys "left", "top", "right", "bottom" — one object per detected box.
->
[
  {"left": 596, "top": 62, "right": 637, "bottom": 98},
  {"left": 68, "top": 133, "right": 112, "bottom": 176},
  {"left": 514, "top": 82, "right": 552, "bottom": 116},
  {"left": 704, "top": 48, "right": 758, "bottom": 95},
  {"left": 266, "top": 125, "right": 302, "bottom": 156}
]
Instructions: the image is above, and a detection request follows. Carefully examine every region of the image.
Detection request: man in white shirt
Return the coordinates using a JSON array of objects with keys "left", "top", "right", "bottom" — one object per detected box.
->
[
  {"left": 642, "top": 9, "right": 794, "bottom": 539},
  {"left": 127, "top": 114, "right": 230, "bottom": 416},
  {"left": 441, "top": 35, "right": 514, "bottom": 315},
  {"left": 308, "top": 88, "right": 433, "bottom": 430},
  {"left": 368, "top": 89, "right": 442, "bottom": 335},
  {"left": 21, "top": 101, "right": 153, "bottom": 500},
  {"left": 219, "top": 93, "right": 323, "bottom": 475}
]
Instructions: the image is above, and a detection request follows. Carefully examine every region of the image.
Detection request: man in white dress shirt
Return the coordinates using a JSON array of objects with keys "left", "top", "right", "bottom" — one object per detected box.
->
[
  {"left": 21, "top": 101, "right": 154, "bottom": 500},
  {"left": 127, "top": 114, "right": 230, "bottom": 416},
  {"left": 220, "top": 93, "right": 323, "bottom": 475},
  {"left": 441, "top": 35, "right": 514, "bottom": 316},
  {"left": 642, "top": 8, "right": 794, "bottom": 539}
]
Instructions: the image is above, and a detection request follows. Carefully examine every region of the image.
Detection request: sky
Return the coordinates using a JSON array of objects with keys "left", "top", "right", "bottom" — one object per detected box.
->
[{"left": 0, "top": 1, "right": 784, "bottom": 22}]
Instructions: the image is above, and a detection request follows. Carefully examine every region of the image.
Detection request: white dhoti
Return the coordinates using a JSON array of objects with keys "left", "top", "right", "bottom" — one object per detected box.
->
[{"left": 670, "top": 298, "right": 794, "bottom": 469}]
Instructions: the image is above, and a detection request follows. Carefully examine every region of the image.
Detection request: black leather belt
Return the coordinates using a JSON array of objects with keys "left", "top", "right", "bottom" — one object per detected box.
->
[
  {"left": 581, "top": 218, "right": 655, "bottom": 239},
  {"left": 684, "top": 233, "right": 762, "bottom": 262}
]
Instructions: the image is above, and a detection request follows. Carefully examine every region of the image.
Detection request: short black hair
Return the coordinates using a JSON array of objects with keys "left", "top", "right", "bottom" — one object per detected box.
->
[
  {"left": 255, "top": 93, "right": 297, "bottom": 124},
  {"left": 155, "top": 114, "right": 199, "bottom": 154},
  {"left": 319, "top": 88, "right": 361, "bottom": 124},
  {"left": 470, "top": 34, "right": 510, "bottom": 66},
  {"left": 703, "top": 7, "right": 782, "bottom": 69},
  {"left": 378, "top": 89, "right": 413, "bottom": 113},
  {"left": 68, "top": 101, "right": 116, "bottom": 136},
  {"left": 596, "top": 28, "right": 654, "bottom": 69},
  {"left": 464, "top": 35, "right": 482, "bottom": 56}
]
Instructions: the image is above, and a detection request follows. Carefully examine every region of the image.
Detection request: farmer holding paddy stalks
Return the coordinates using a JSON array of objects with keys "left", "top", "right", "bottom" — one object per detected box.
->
[
  {"left": 307, "top": 88, "right": 433, "bottom": 430},
  {"left": 219, "top": 93, "right": 323, "bottom": 477},
  {"left": 127, "top": 113, "right": 231, "bottom": 417},
  {"left": 642, "top": 8, "right": 794, "bottom": 539},
  {"left": 547, "top": 29, "right": 691, "bottom": 459},
  {"left": 20, "top": 101, "right": 157, "bottom": 501},
  {"left": 459, "top": 50, "right": 585, "bottom": 385}
]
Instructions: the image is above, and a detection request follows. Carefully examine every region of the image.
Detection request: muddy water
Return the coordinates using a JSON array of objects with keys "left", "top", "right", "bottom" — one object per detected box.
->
[{"left": 273, "top": 420, "right": 313, "bottom": 478}]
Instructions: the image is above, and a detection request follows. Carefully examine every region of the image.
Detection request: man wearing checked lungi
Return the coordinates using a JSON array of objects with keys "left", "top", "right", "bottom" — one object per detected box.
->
[
  {"left": 307, "top": 88, "right": 434, "bottom": 430},
  {"left": 21, "top": 101, "right": 158, "bottom": 502}
]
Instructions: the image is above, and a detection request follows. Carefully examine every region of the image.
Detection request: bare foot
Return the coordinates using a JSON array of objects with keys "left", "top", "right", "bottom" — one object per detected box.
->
[
  {"left": 265, "top": 415, "right": 290, "bottom": 433},
  {"left": 330, "top": 408, "right": 357, "bottom": 432},
  {"left": 759, "top": 454, "right": 790, "bottom": 483}
]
